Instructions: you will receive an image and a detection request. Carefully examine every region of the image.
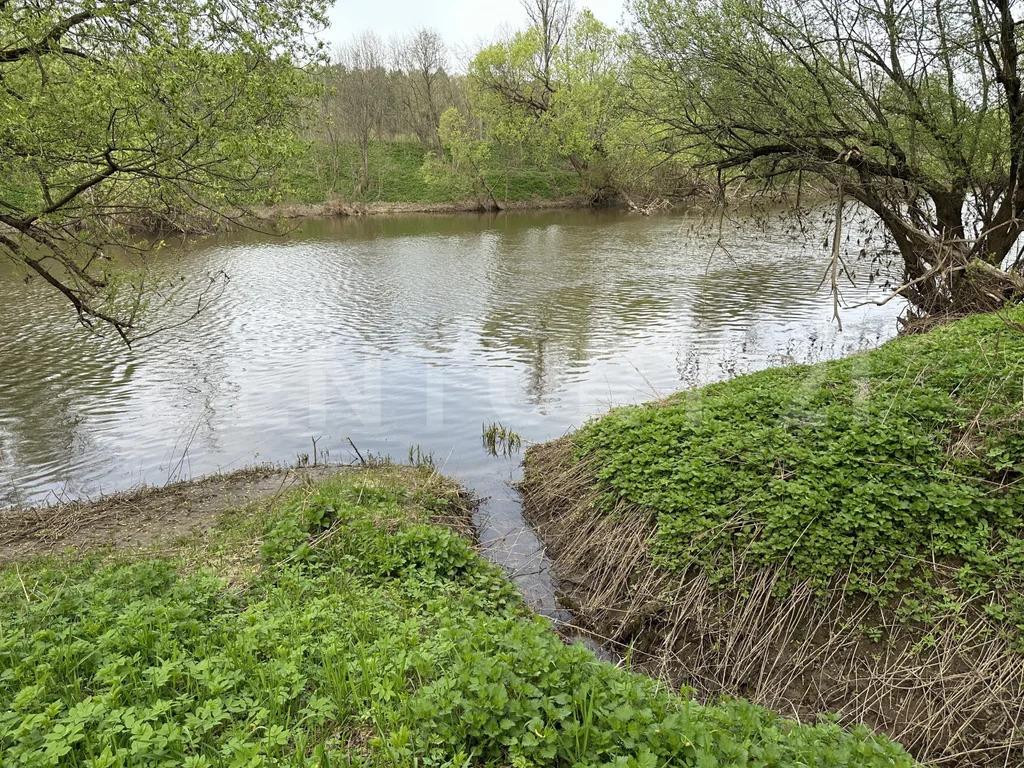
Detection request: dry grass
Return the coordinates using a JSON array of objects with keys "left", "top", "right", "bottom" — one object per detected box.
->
[
  {"left": 521, "top": 438, "right": 1024, "bottom": 767},
  {"left": 0, "top": 463, "right": 477, "bottom": 564}
]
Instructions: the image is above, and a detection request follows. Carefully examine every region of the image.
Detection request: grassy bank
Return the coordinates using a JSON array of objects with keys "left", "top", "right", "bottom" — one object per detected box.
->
[
  {"left": 0, "top": 467, "right": 914, "bottom": 767},
  {"left": 281, "top": 140, "right": 584, "bottom": 207},
  {"left": 522, "top": 307, "right": 1024, "bottom": 765}
]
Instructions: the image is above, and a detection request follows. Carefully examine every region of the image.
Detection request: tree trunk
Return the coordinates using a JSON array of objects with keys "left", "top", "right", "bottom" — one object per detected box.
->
[
  {"left": 931, "top": 190, "right": 966, "bottom": 242},
  {"left": 873, "top": 202, "right": 1023, "bottom": 319},
  {"left": 357, "top": 137, "right": 371, "bottom": 196}
]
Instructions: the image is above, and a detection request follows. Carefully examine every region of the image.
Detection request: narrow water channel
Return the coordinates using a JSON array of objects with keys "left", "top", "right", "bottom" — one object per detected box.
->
[{"left": 0, "top": 208, "right": 903, "bottom": 616}]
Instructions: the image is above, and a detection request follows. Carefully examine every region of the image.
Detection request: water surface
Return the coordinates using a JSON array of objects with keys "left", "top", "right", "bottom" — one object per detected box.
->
[{"left": 0, "top": 208, "right": 903, "bottom": 616}]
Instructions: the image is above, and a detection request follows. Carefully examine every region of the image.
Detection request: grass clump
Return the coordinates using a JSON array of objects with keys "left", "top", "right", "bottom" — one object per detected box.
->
[
  {"left": 0, "top": 469, "right": 914, "bottom": 767},
  {"left": 575, "top": 307, "right": 1024, "bottom": 642}
]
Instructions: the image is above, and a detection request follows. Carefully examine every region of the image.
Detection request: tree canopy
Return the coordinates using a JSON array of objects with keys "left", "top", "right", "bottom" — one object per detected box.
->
[
  {"left": 629, "top": 0, "right": 1024, "bottom": 317},
  {"left": 453, "top": 7, "right": 648, "bottom": 201},
  {"left": 0, "top": 0, "right": 327, "bottom": 342},
  {"left": 11, "top": 0, "right": 1024, "bottom": 331}
]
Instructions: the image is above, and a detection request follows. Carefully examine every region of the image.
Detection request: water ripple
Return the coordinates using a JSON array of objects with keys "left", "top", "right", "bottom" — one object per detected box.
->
[{"left": 0, "top": 208, "right": 903, "bottom": 607}]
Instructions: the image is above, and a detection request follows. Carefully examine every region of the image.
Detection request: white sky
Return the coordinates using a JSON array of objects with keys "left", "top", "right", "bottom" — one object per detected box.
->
[{"left": 323, "top": 0, "right": 628, "bottom": 64}]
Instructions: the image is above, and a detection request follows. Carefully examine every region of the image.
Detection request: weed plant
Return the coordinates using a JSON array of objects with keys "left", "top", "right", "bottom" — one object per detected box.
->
[
  {"left": 0, "top": 471, "right": 914, "bottom": 766},
  {"left": 575, "top": 307, "right": 1024, "bottom": 644}
]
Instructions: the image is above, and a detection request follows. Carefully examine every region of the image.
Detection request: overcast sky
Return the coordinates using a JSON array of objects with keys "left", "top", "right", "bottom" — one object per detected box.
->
[{"left": 323, "top": 0, "right": 628, "bottom": 64}]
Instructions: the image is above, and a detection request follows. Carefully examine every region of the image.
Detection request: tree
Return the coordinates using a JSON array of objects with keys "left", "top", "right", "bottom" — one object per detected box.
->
[
  {"left": 436, "top": 108, "right": 502, "bottom": 209},
  {"left": 394, "top": 28, "right": 450, "bottom": 151},
  {"left": 549, "top": 11, "right": 628, "bottom": 191},
  {"left": 521, "top": 0, "right": 575, "bottom": 96},
  {"left": 468, "top": 10, "right": 638, "bottom": 198},
  {"left": 630, "top": 0, "right": 1024, "bottom": 319},
  {"left": 469, "top": 0, "right": 577, "bottom": 123},
  {"left": 0, "top": 0, "right": 328, "bottom": 343},
  {"left": 333, "top": 33, "right": 391, "bottom": 196}
]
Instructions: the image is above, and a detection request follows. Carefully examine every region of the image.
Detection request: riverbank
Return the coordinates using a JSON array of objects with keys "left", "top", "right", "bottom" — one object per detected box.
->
[
  {"left": 263, "top": 139, "right": 768, "bottom": 224},
  {"left": 0, "top": 465, "right": 413, "bottom": 564},
  {"left": 0, "top": 465, "right": 913, "bottom": 766},
  {"left": 521, "top": 306, "right": 1024, "bottom": 766},
  {"left": 257, "top": 194, "right": 595, "bottom": 221}
]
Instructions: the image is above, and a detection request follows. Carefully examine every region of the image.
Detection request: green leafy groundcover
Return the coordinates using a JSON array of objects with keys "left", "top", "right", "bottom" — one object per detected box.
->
[
  {"left": 0, "top": 472, "right": 913, "bottom": 767},
  {"left": 282, "top": 140, "right": 582, "bottom": 205},
  {"left": 577, "top": 307, "right": 1024, "bottom": 637}
]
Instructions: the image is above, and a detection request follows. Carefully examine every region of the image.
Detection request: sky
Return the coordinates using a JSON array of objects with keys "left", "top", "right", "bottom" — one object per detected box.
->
[{"left": 324, "top": 0, "right": 628, "bottom": 64}]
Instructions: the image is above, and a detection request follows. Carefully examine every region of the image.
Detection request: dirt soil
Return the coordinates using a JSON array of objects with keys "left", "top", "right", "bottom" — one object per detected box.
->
[
  {"left": 0, "top": 466, "right": 342, "bottom": 564},
  {"left": 257, "top": 196, "right": 593, "bottom": 221}
]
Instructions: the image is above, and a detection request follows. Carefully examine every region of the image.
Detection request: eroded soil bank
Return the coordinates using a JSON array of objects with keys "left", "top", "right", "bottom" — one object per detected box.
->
[
  {"left": 522, "top": 444, "right": 1023, "bottom": 768},
  {"left": 520, "top": 308, "right": 1024, "bottom": 767}
]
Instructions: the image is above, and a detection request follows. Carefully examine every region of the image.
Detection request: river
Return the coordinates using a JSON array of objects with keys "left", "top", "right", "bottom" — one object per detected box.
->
[{"left": 0, "top": 207, "right": 903, "bottom": 617}]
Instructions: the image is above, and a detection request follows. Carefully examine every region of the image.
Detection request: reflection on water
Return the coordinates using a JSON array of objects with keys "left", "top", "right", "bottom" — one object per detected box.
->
[{"left": 0, "top": 207, "right": 903, "bottom": 616}]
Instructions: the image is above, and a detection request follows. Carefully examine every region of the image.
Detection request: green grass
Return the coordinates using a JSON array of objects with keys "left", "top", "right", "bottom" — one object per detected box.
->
[
  {"left": 3, "top": 140, "right": 581, "bottom": 213},
  {"left": 0, "top": 469, "right": 913, "bottom": 767},
  {"left": 281, "top": 140, "right": 583, "bottom": 205},
  {"left": 576, "top": 306, "right": 1024, "bottom": 645}
]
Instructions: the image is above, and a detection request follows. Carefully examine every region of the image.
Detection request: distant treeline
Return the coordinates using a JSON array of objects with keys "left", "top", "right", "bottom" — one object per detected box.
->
[{"left": 297, "top": 1, "right": 697, "bottom": 209}]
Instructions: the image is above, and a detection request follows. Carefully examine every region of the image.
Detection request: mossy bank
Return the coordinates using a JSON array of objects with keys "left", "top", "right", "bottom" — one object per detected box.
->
[
  {"left": 522, "top": 307, "right": 1024, "bottom": 767},
  {"left": 0, "top": 466, "right": 914, "bottom": 767}
]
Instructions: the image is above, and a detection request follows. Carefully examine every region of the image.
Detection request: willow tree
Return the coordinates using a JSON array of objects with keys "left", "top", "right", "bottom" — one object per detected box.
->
[
  {"left": 465, "top": 9, "right": 629, "bottom": 195},
  {"left": 0, "top": 0, "right": 328, "bottom": 343},
  {"left": 631, "top": 0, "right": 1024, "bottom": 318}
]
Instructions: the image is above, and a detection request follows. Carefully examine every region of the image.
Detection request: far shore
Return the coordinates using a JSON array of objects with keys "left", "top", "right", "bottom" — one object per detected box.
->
[
  {"left": 251, "top": 185, "right": 832, "bottom": 225},
  {"left": 255, "top": 195, "right": 598, "bottom": 221}
]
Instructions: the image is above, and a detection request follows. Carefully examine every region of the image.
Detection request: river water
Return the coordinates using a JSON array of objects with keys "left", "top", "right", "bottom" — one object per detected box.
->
[{"left": 0, "top": 208, "right": 902, "bottom": 616}]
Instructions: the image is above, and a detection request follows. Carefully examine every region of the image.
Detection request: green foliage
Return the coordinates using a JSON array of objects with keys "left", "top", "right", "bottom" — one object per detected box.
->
[
  {"left": 547, "top": 12, "right": 630, "bottom": 189},
  {"left": 464, "top": 12, "right": 649, "bottom": 199},
  {"left": 0, "top": 471, "right": 914, "bottom": 767},
  {"left": 434, "top": 109, "right": 501, "bottom": 204},
  {"left": 576, "top": 307, "right": 1024, "bottom": 642},
  {"left": 285, "top": 140, "right": 454, "bottom": 204},
  {"left": 0, "top": 0, "right": 328, "bottom": 337},
  {"left": 1, "top": 1, "right": 326, "bottom": 217},
  {"left": 628, "top": 0, "right": 1010, "bottom": 194},
  {"left": 407, "top": 617, "right": 909, "bottom": 768},
  {"left": 285, "top": 139, "right": 581, "bottom": 205}
]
